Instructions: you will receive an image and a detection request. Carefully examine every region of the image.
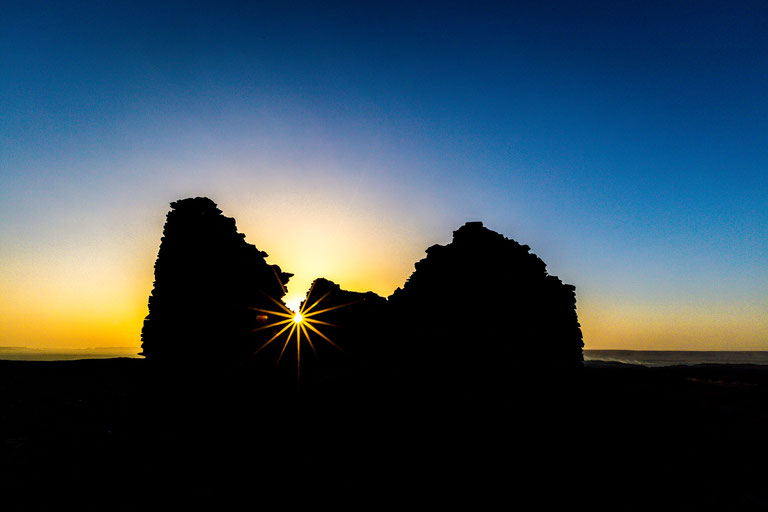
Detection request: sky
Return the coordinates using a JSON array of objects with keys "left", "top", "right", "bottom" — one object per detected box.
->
[{"left": 1, "top": 1, "right": 766, "bottom": 351}]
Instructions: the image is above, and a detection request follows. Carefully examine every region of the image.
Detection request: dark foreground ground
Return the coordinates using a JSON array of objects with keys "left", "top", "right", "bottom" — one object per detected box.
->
[{"left": 1, "top": 359, "right": 767, "bottom": 510}]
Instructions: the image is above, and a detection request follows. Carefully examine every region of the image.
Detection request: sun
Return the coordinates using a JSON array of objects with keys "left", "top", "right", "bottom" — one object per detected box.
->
[{"left": 249, "top": 280, "right": 357, "bottom": 382}]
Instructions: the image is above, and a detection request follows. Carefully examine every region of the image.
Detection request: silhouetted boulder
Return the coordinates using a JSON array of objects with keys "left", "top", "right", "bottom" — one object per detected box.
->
[
  {"left": 304, "top": 278, "right": 386, "bottom": 367},
  {"left": 389, "top": 222, "right": 583, "bottom": 381},
  {"left": 141, "top": 197, "right": 292, "bottom": 364},
  {"left": 254, "top": 277, "right": 387, "bottom": 387}
]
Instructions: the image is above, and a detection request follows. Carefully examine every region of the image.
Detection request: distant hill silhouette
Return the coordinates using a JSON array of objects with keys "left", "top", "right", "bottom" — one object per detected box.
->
[
  {"left": 389, "top": 221, "right": 583, "bottom": 383},
  {"left": 141, "top": 197, "right": 292, "bottom": 364}
]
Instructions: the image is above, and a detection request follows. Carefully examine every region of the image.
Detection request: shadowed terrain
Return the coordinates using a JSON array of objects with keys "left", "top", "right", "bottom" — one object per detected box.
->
[{"left": 1, "top": 359, "right": 767, "bottom": 509}]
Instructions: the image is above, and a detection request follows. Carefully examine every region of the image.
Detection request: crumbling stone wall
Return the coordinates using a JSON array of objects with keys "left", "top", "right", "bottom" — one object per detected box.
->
[
  {"left": 140, "top": 197, "right": 291, "bottom": 364},
  {"left": 389, "top": 222, "right": 583, "bottom": 375}
]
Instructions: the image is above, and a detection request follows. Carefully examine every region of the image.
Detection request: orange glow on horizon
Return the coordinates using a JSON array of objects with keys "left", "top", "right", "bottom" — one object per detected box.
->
[
  {"left": 1, "top": 189, "right": 766, "bottom": 353},
  {"left": 579, "top": 295, "right": 768, "bottom": 351}
]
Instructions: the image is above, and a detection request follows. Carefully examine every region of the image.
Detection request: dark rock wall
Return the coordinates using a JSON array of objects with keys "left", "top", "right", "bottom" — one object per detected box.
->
[
  {"left": 251, "top": 277, "right": 387, "bottom": 387},
  {"left": 389, "top": 221, "right": 583, "bottom": 377},
  {"left": 140, "top": 201, "right": 582, "bottom": 380},
  {"left": 300, "top": 278, "right": 386, "bottom": 370},
  {"left": 140, "top": 197, "right": 291, "bottom": 364}
]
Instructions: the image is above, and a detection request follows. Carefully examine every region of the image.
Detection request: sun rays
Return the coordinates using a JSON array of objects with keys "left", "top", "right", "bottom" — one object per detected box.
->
[{"left": 249, "top": 281, "right": 357, "bottom": 381}]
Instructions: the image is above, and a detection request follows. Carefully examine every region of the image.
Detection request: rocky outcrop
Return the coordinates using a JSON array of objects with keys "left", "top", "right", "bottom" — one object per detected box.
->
[
  {"left": 140, "top": 197, "right": 292, "bottom": 364},
  {"left": 140, "top": 201, "right": 582, "bottom": 382},
  {"left": 253, "top": 277, "right": 387, "bottom": 385},
  {"left": 389, "top": 222, "right": 583, "bottom": 378},
  {"left": 300, "top": 277, "right": 386, "bottom": 364}
]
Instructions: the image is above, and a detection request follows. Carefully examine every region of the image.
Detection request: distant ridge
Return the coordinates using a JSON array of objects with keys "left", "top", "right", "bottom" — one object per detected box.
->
[
  {"left": 585, "top": 350, "right": 768, "bottom": 367},
  {"left": 0, "top": 347, "right": 142, "bottom": 361}
]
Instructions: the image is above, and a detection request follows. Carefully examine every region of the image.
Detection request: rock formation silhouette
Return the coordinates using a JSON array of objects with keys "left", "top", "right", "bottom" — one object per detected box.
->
[
  {"left": 140, "top": 197, "right": 292, "bottom": 364},
  {"left": 140, "top": 199, "right": 582, "bottom": 386},
  {"left": 297, "top": 278, "right": 386, "bottom": 374},
  {"left": 389, "top": 221, "right": 583, "bottom": 383}
]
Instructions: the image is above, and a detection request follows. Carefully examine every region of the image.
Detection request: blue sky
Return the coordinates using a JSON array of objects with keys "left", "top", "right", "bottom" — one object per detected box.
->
[{"left": 1, "top": 1, "right": 766, "bottom": 350}]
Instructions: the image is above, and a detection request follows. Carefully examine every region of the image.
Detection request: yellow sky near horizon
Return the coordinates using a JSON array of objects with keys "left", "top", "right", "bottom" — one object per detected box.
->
[
  {"left": 1, "top": 169, "right": 765, "bottom": 353},
  {"left": 2, "top": 209, "right": 766, "bottom": 352}
]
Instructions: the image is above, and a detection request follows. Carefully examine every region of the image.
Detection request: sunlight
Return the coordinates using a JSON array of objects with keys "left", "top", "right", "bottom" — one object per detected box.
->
[
  {"left": 285, "top": 296, "right": 304, "bottom": 313},
  {"left": 249, "top": 279, "right": 357, "bottom": 383}
]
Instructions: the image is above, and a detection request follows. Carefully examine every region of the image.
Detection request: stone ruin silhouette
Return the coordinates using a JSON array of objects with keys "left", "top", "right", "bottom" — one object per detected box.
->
[
  {"left": 388, "top": 221, "right": 583, "bottom": 379},
  {"left": 288, "top": 277, "right": 387, "bottom": 380},
  {"left": 140, "top": 197, "right": 291, "bottom": 364},
  {"left": 141, "top": 199, "right": 583, "bottom": 378}
]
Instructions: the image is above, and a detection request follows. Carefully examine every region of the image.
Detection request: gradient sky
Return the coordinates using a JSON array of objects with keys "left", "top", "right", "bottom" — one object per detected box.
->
[{"left": 2, "top": 1, "right": 767, "bottom": 351}]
